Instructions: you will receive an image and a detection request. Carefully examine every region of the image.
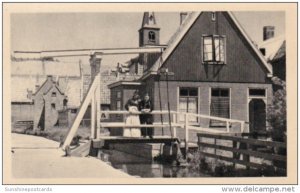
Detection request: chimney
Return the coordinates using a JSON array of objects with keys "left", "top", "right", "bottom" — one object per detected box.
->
[
  {"left": 47, "top": 75, "right": 53, "bottom": 81},
  {"left": 35, "top": 85, "right": 40, "bottom": 92},
  {"left": 89, "top": 53, "right": 102, "bottom": 82},
  {"left": 263, "top": 26, "right": 275, "bottom": 41},
  {"left": 27, "top": 90, "right": 33, "bottom": 100},
  {"left": 180, "top": 12, "right": 188, "bottom": 25}
]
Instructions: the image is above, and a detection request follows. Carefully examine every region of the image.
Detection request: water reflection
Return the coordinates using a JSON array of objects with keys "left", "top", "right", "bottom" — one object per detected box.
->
[{"left": 103, "top": 149, "right": 207, "bottom": 178}]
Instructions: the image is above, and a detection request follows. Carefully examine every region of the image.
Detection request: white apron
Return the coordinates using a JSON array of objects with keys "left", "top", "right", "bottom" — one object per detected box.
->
[{"left": 123, "top": 106, "right": 141, "bottom": 137}]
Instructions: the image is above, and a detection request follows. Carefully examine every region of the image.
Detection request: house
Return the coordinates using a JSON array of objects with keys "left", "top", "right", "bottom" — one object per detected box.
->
[
  {"left": 259, "top": 27, "right": 285, "bottom": 81},
  {"left": 11, "top": 58, "right": 86, "bottom": 130},
  {"left": 33, "top": 75, "right": 67, "bottom": 130},
  {"left": 109, "top": 12, "right": 273, "bottom": 136}
]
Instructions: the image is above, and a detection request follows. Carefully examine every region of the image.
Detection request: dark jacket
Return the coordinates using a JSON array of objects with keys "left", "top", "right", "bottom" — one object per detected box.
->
[
  {"left": 139, "top": 100, "right": 154, "bottom": 123},
  {"left": 125, "top": 99, "right": 140, "bottom": 111}
]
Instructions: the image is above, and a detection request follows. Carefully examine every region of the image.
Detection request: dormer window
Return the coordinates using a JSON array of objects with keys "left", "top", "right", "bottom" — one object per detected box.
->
[
  {"left": 203, "top": 35, "right": 226, "bottom": 64},
  {"left": 51, "top": 92, "right": 56, "bottom": 97},
  {"left": 148, "top": 31, "right": 156, "bottom": 42}
]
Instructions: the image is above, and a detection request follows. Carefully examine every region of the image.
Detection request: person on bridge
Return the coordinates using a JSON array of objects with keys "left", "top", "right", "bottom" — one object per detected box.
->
[
  {"left": 139, "top": 93, "right": 154, "bottom": 139},
  {"left": 124, "top": 91, "right": 141, "bottom": 137}
]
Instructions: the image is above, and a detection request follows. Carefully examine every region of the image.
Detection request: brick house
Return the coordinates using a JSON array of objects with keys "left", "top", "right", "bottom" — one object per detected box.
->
[{"left": 109, "top": 12, "right": 273, "bottom": 136}]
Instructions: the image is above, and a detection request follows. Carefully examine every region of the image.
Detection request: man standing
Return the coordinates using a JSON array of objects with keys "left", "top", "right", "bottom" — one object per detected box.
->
[{"left": 139, "top": 93, "right": 154, "bottom": 138}]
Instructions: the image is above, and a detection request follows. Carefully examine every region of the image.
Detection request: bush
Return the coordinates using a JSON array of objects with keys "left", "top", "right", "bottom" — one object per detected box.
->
[{"left": 267, "top": 77, "right": 286, "bottom": 143}]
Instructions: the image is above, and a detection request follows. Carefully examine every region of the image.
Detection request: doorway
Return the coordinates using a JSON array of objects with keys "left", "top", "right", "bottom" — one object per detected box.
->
[{"left": 248, "top": 99, "right": 266, "bottom": 133}]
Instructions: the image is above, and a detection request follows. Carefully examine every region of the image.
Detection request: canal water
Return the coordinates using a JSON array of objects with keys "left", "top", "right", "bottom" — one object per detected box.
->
[{"left": 101, "top": 149, "right": 208, "bottom": 178}]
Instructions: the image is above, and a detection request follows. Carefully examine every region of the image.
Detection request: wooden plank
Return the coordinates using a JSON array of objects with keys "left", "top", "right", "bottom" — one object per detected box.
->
[
  {"left": 173, "top": 113, "right": 177, "bottom": 138},
  {"left": 197, "top": 133, "right": 286, "bottom": 148},
  {"left": 100, "top": 123, "right": 182, "bottom": 128},
  {"left": 15, "top": 46, "right": 167, "bottom": 59},
  {"left": 103, "top": 110, "right": 177, "bottom": 115},
  {"left": 200, "top": 151, "right": 264, "bottom": 169},
  {"left": 62, "top": 74, "right": 100, "bottom": 150},
  {"left": 198, "top": 142, "right": 286, "bottom": 162},
  {"left": 90, "top": 93, "right": 96, "bottom": 139},
  {"left": 96, "top": 72, "right": 101, "bottom": 139},
  {"left": 92, "top": 137, "right": 179, "bottom": 148}
]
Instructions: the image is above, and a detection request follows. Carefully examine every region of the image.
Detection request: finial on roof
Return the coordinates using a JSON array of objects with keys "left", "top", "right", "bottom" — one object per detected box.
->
[{"left": 141, "top": 12, "right": 158, "bottom": 28}]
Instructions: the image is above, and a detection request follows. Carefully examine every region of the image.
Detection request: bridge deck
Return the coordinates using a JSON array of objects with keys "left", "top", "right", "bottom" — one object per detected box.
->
[{"left": 92, "top": 136, "right": 180, "bottom": 148}]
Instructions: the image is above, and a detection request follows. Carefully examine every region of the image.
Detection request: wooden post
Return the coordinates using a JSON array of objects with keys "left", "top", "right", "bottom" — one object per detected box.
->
[
  {"left": 232, "top": 140, "right": 237, "bottom": 168},
  {"left": 226, "top": 121, "right": 230, "bottom": 132},
  {"left": 214, "top": 138, "right": 217, "bottom": 164},
  {"left": 91, "top": 92, "right": 96, "bottom": 139},
  {"left": 96, "top": 71, "right": 101, "bottom": 139},
  {"left": 172, "top": 113, "right": 177, "bottom": 138},
  {"left": 184, "top": 113, "right": 189, "bottom": 156},
  {"left": 243, "top": 143, "right": 250, "bottom": 170},
  {"left": 241, "top": 121, "right": 245, "bottom": 133},
  {"left": 62, "top": 74, "right": 100, "bottom": 150}
]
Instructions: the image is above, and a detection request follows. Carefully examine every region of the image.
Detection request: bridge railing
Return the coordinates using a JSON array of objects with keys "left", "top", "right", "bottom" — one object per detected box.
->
[{"left": 99, "top": 110, "right": 247, "bottom": 138}]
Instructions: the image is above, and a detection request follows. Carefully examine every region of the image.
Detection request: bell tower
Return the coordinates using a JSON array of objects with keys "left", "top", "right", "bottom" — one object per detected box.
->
[{"left": 139, "top": 12, "right": 160, "bottom": 47}]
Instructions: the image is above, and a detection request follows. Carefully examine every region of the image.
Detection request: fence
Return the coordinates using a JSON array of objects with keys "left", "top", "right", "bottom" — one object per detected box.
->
[{"left": 197, "top": 133, "right": 286, "bottom": 170}]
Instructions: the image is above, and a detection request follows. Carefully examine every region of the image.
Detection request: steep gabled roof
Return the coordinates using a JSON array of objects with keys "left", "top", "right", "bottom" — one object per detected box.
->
[
  {"left": 144, "top": 11, "right": 273, "bottom": 78},
  {"left": 259, "top": 35, "right": 285, "bottom": 62}
]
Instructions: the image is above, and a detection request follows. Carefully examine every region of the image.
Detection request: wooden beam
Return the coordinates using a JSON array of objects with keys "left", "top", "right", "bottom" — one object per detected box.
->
[
  {"left": 198, "top": 142, "right": 286, "bottom": 162},
  {"left": 197, "top": 133, "right": 286, "bottom": 148},
  {"left": 13, "top": 46, "right": 166, "bottom": 59},
  {"left": 61, "top": 74, "right": 100, "bottom": 150},
  {"left": 90, "top": 91, "right": 96, "bottom": 139},
  {"left": 100, "top": 123, "right": 182, "bottom": 128}
]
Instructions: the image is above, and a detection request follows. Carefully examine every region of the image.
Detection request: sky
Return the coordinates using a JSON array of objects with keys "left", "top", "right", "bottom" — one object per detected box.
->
[{"left": 11, "top": 12, "right": 285, "bottom": 70}]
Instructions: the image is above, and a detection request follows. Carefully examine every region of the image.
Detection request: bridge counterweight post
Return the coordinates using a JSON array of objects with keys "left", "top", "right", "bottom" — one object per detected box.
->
[
  {"left": 96, "top": 72, "right": 101, "bottom": 139},
  {"left": 91, "top": 92, "right": 96, "bottom": 139},
  {"left": 172, "top": 113, "right": 177, "bottom": 138}
]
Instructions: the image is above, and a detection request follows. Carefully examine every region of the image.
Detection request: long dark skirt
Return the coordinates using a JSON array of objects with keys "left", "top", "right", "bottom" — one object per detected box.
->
[{"left": 140, "top": 115, "right": 153, "bottom": 137}]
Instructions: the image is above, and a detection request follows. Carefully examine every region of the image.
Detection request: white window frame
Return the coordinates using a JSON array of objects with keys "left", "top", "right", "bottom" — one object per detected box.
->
[
  {"left": 202, "top": 35, "right": 226, "bottom": 64},
  {"left": 209, "top": 87, "right": 231, "bottom": 119},
  {"left": 177, "top": 86, "right": 200, "bottom": 123},
  {"left": 247, "top": 87, "right": 268, "bottom": 132}
]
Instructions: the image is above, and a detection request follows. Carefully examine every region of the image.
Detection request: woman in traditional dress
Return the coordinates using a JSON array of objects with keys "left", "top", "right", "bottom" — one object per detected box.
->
[{"left": 124, "top": 91, "right": 141, "bottom": 137}]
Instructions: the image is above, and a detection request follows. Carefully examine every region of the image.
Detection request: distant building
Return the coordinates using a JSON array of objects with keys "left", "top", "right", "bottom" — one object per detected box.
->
[
  {"left": 11, "top": 55, "right": 140, "bottom": 129},
  {"left": 11, "top": 58, "right": 85, "bottom": 130},
  {"left": 259, "top": 30, "right": 286, "bottom": 81}
]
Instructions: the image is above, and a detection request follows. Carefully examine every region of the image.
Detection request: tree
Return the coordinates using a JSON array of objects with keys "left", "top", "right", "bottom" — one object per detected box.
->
[{"left": 267, "top": 77, "right": 286, "bottom": 143}]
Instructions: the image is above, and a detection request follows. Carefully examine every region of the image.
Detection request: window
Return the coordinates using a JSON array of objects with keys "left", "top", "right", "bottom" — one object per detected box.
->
[
  {"left": 116, "top": 91, "right": 121, "bottom": 99},
  {"left": 71, "top": 109, "right": 77, "bottom": 114},
  {"left": 210, "top": 88, "right": 230, "bottom": 126},
  {"left": 51, "top": 103, "right": 56, "bottom": 109},
  {"left": 51, "top": 92, "right": 56, "bottom": 97},
  {"left": 259, "top": 48, "right": 266, "bottom": 56},
  {"left": 116, "top": 100, "right": 121, "bottom": 110},
  {"left": 203, "top": 35, "right": 225, "bottom": 64},
  {"left": 249, "top": 89, "right": 266, "bottom": 97},
  {"left": 179, "top": 88, "right": 198, "bottom": 122},
  {"left": 148, "top": 31, "right": 156, "bottom": 42}
]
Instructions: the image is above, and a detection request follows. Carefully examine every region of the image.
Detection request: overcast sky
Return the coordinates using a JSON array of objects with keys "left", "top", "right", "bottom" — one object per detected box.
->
[{"left": 11, "top": 12, "right": 285, "bottom": 69}]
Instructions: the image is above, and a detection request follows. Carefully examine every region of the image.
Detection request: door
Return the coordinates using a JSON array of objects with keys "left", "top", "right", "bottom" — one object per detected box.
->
[{"left": 249, "top": 99, "right": 266, "bottom": 134}]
